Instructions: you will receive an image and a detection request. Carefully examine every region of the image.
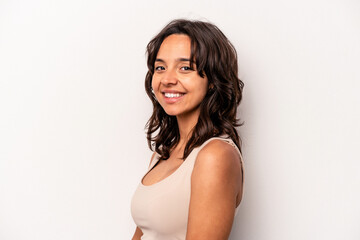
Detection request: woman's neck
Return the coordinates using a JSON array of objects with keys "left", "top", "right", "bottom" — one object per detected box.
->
[{"left": 176, "top": 109, "right": 200, "bottom": 145}]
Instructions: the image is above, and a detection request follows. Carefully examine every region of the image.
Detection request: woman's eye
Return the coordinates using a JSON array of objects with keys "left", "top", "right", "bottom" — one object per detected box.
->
[
  {"left": 180, "top": 66, "right": 192, "bottom": 71},
  {"left": 155, "top": 66, "right": 165, "bottom": 71}
]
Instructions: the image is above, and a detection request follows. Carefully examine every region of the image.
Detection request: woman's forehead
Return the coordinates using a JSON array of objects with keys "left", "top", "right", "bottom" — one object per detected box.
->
[{"left": 156, "top": 34, "right": 192, "bottom": 60}]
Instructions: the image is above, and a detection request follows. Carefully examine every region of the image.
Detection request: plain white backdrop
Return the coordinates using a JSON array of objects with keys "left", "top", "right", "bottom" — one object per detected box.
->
[{"left": 1, "top": 0, "right": 359, "bottom": 239}]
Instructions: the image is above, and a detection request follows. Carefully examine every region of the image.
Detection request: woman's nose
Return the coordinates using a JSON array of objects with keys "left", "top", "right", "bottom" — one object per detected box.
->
[{"left": 161, "top": 69, "right": 178, "bottom": 85}]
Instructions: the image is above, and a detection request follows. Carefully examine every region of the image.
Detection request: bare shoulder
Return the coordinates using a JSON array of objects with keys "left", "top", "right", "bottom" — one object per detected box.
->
[
  {"left": 187, "top": 139, "right": 242, "bottom": 239},
  {"left": 192, "top": 139, "right": 242, "bottom": 189},
  {"left": 195, "top": 139, "right": 241, "bottom": 171}
]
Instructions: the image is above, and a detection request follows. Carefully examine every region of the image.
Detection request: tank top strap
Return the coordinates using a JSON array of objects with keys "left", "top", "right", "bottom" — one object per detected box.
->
[
  {"left": 184, "top": 135, "right": 243, "bottom": 167},
  {"left": 148, "top": 152, "right": 160, "bottom": 170},
  {"left": 149, "top": 136, "right": 243, "bottom": 168},
  {"left": 214, "top": 137, "right": 244, "bottom": 165},
  {"left": 197, "top": 136, "right": 242, "bottom": 158},
  {"left": 189, "top": 136, "right": 244, "bottom": 184}
]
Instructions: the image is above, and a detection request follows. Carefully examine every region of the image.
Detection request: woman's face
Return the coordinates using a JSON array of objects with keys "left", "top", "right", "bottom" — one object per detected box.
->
[{"left": 152, "top": 34, "right": 208, "bottom": 119}]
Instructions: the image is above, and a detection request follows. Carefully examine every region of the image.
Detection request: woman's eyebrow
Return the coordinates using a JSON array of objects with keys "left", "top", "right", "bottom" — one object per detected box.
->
[
  {"left": 178, "top": 58, "right": 191, "bottom": 62},
  {"left": 155, "top": 58, "right": 191, "bottom": 63}
]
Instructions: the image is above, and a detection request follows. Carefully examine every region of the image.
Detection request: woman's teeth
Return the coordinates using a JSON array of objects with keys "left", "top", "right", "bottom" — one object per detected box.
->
[{"left": 164, "top": 93, "right": 184, "bottom": 98}]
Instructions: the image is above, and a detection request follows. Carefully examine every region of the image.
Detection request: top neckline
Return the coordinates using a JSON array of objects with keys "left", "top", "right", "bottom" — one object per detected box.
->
[
  {"left": 140, "top": 149, "right": 194, "bottom": 188},
  {"left": 139, "top": 136, "right": 234, "bottom": 188}
]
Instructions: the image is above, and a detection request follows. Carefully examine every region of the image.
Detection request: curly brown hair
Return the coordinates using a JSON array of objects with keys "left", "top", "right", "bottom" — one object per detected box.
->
[{"left": 144, "top": 19, "right": 244, "bottom": 160}]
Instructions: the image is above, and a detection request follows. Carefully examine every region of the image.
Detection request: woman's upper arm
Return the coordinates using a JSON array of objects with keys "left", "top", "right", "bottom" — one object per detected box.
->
[{"left": 186, "top": 140, "right": 242, "bottom": 240}]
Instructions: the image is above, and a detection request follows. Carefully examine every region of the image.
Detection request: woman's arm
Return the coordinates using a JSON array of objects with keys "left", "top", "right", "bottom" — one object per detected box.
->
[
  {"left": 131, "top": 227, "right": 143, "bottom": 240},
  {"left": 186, "top": 140, "right": 243, "bottom": 240}
]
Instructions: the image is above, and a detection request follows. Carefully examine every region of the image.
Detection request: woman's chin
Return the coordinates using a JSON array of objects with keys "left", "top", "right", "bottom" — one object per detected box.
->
[{"left": 163, "top": 109, "right": 179, "bottom": 116}]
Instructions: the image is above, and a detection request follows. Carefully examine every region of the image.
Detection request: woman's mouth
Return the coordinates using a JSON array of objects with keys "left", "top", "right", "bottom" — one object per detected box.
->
[
  {"left": 162, "top": 92, "right": 185, "bottom": 103},
  {"left": 164, "top": 92, "right": 185, "bottom": 98}
]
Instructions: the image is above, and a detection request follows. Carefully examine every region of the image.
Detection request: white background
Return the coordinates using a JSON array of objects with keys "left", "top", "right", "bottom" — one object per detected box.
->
[{"left": 1, "top": 0, "right": 359, "bottom": 239}]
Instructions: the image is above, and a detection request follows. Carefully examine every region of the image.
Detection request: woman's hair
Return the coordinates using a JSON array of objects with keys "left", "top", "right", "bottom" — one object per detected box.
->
[{"left": 145, "top": 19, "right": 244, "bottom": 160}]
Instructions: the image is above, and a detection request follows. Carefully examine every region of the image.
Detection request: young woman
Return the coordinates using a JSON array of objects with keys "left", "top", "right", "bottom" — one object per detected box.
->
[{"left": 131, "top": 19, "right": 244, "bottom": 240}]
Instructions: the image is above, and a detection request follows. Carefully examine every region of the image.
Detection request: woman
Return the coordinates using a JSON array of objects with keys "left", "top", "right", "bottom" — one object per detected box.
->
[{"left": 131, "top": 19, "right": 244, "bottom": 240}]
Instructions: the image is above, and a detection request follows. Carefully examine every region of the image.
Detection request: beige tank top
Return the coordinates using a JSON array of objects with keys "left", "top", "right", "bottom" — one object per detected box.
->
[{"left": 131, "top": 136, "right": 244, "bottom": 240}]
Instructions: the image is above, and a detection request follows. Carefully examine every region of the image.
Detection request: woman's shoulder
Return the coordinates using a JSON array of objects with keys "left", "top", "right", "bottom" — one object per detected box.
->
[{"left": 194, "top": 138, "right": 241, "bottom": 173}]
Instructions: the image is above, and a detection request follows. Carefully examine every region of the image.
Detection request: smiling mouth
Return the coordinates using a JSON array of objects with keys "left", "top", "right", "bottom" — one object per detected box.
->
[{"left": 163, "top": 93, "right": 185, "bottom": 98}]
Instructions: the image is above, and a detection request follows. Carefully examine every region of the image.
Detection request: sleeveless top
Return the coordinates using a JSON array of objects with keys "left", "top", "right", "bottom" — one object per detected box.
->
[{"left": 131, "top": 136, "right": 244, "bottom": 240}]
